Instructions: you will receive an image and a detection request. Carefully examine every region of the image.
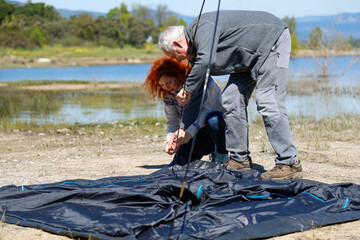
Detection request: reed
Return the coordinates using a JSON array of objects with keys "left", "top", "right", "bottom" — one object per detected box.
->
[{"left": 287, "top": 78, "right": 360, "bottom": 96}]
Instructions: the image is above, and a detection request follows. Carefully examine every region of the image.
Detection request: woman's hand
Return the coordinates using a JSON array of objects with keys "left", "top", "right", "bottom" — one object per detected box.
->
[
  {"left": 165, "top": 134, "right": 179, "bottom": 155},
  {"left": 165, "top": 129, "right": 191, "bottom": 154}
]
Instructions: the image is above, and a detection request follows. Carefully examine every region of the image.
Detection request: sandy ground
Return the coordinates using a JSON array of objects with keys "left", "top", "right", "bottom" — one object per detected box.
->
[{"left": 0, "top": 128, "right": 359, "bottom": 240}]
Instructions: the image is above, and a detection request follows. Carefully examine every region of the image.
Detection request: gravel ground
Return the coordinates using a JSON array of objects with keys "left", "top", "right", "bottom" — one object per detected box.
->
[{"left": 0, "top": 128, "right": 359, "bottom": 240}]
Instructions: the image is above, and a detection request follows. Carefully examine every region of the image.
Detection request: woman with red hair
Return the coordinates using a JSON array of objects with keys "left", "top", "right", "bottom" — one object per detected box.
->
[{"left": 144, "top": 56, "right": 227, "bottom": 166}]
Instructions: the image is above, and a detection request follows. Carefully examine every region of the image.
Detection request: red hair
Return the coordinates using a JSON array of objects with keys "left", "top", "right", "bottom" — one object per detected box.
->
[{"left": 144, "top": 56, "right": 190, "bottom": 100}]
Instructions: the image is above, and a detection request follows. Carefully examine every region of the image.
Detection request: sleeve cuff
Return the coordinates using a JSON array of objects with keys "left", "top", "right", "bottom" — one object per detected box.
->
[
  {"left": 186, "top": 122, "right": 200, "bottom": 138},
  {"left": 166, "top": 132, "right": 173, "bottom": 142}
]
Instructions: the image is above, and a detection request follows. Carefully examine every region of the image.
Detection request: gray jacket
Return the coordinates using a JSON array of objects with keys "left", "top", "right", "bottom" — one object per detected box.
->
[
  {"left": 184, "top": 10, "right": 287, "bottom": 95},
  {"left": 164, "top": 77, "right": 222, "bottom": 140}
]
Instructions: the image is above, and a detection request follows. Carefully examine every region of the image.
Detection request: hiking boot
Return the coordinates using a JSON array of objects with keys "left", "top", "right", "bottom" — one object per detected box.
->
[
  {"left": 260, "top": 160, "right": 303, "bottom": 180},
  {"left": 224, "top": 157, "right": 252, "bottom": 170}
]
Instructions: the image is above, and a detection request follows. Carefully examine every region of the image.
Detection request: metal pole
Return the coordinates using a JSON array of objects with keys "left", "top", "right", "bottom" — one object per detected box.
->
[
  {"left": 167, "top": 0, "right": 221, "bottom": 239},
  {"left": 174, "top": 0, "right": 206, "bottom": 150}
]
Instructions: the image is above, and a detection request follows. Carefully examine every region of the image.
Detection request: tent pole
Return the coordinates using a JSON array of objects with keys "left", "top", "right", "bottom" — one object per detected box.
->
[{"left": 168, "top": 0, "right": 221, "bottom": 239}]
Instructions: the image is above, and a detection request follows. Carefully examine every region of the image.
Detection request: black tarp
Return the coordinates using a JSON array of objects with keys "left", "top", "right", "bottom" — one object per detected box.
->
[{"left": 0, "top": 160, "right": 360, "bottom": 239}]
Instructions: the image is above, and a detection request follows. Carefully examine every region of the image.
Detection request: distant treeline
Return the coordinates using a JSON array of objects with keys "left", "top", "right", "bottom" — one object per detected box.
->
[
  {"left": 0, "top": 0, "right": 358, "bottom": 52},
  {"left": 0, "top": 0, "right": 187, "bottom": 49}
]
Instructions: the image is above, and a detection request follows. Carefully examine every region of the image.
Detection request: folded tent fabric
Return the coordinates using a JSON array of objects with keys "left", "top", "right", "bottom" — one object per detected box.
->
[{"left": 0, "top": 160, "right": 359, "bottom": 239}]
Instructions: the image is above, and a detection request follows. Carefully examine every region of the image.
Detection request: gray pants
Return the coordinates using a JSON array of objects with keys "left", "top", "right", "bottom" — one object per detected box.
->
[{"left": 222, "top": 29, "right": 297, "bottom": 165}]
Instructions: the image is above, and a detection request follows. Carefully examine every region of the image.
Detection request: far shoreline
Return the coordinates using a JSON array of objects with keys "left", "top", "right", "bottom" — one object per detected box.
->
[{"left": 0, "top": 49, "right": 359, "bottom": 70}]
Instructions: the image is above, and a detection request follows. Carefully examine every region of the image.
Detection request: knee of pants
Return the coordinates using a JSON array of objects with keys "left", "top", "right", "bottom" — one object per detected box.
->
[
  {"left": 206, "top": 111, "right": 224, "bottom": 131},
  {"left": 255, "top": 91, "right": 281, "bottom": 120}
]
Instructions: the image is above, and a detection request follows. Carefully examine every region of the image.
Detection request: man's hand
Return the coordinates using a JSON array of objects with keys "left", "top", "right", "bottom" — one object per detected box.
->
[{"left": 176, "top": 88, "right": 191, "bottom": 107}]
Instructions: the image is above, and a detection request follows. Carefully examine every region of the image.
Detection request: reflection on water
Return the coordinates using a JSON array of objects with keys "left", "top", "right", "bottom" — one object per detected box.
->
[
  {"left": 1, "top": 87, "right": 163, "bottom": 124},
  {"left": 247, "top": 94, "right": 360, "bottom": 123},
  {"left": 1, "top": 82, "right": 360, "bottom": 125},
  {"left": 17, "top": 103, "right": 165, "bottom": 124},
  {"left": 0, "top": 55, "right": 359, "bottom": 124}
]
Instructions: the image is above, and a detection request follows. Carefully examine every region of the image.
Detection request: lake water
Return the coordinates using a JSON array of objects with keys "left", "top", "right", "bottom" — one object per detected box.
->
[
  {"left": 1, "top": 56, "right": 359, "bottom": 83},
  {"left": 1, "top": 56, "right": 359, "bottom": 124}
]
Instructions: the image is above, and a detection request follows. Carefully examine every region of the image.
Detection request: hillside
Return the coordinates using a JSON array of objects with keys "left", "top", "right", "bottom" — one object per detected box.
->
[
  {"left": 45, "top": 10, "right": 360, "bottom": 43},
  {"left": 297, "top": 12, "right": 360, "bottom": 41},
  {"left": 4, "top": 1, "right": 360, "bottom": 42}
]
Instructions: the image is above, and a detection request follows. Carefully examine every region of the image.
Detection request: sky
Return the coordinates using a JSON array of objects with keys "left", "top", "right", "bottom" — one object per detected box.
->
[{"left": 14, "top": 0, "right": 360, "bottom": 19}]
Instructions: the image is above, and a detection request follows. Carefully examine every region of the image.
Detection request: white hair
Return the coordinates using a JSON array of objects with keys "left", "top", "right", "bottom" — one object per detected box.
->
[{"left": 158, "top": 26, "right": 185, "bottom": 52}]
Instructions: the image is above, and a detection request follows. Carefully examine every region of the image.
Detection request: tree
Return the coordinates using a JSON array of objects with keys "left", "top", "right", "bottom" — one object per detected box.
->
[
  {"left": 44, "top": 20, "right": 66, "bottom": 40},
  {"left": 348, "top": 34, "right": 354, "bottom": 48},
  {"left": 119, "top": 3, "right": 130, "bottom": 28},
  {"left": 178, "top": 18, "right": 187, "bottom": 27},
  {"left": 307, "top": 27, "right": 355, "bottom": 77},
  {"left": 30, "top": 27, "right": 47, "bottom": 46},
  {"left": 309, "top": 26, "right": 322, "bottom": 49},
  {"left": 107, "top": 7, "right": 121, "bottom": 18},
  {"left": 67, "top": 14, "right": 96, "bottom": 42},
  {"left": 0, "top": 15, "right": 35, "bottom": 48},
  {"left": 156, "top": 4, "right": 173, "bottom": 26},
  {"left": 106, "top": 3, "right": 130, "bottom": 46},
  {"left": 94, "top": 17, "right": 125, "bottom": 47},
  {"left": 282, "top": 16, "right": 300, "bottom": 54},
  {"left": 132, "top": 4, "right": 151, "bottom": 21},
  {"left": 161, "top": 16, "right": 178, "bottom": 28},
  {"left": 160, "top": 16, "right": 187, "bottom": 33},
  {"left": 13, "top": 1, "right": 60, "bottom": 21},
  {"left": 127, "top": 17, "right": 154, "bottom": 48},
  {"left": 0, "top": 0, "right": 16, "bottom": 24}
]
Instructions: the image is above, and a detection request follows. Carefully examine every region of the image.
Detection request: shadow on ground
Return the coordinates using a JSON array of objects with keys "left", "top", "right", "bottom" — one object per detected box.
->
[
  {"left": 251, "top": 163, "right": 266, "bottom": 173},
  {"left": 139, "top": 164, "right": 169, "bottom": 169}
]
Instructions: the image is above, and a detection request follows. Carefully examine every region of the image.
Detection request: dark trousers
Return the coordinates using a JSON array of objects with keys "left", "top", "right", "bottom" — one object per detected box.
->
[
  {"left": 205, "top": 111, "right": 227, "bottom": 154},
  {"left": 169, "top": 111, "right": 226, "bottom": 166}
]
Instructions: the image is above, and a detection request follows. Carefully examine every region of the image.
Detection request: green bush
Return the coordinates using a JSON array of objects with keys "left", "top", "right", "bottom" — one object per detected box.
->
[
  {"left": 30, "top": 27, "right": 47, "bottom": 46},
  {"left": 0, "top": 29, "right": 35, "bottom": 48}
]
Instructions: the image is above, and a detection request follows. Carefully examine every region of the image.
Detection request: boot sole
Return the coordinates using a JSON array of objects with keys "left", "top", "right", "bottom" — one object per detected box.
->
[
  {"left": 274, "top": 172, "right": 303, "bottom": 180},
  {"left": 260, "top": 172, "right": 303, "bottom": 180}
]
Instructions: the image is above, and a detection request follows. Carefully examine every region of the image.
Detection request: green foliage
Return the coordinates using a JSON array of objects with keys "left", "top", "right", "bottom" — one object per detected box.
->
[
  {"left": 0, "top": 15, "right": 35, "bottom": 48},
  {"left": 0, "top": 1, "right": 183, "bottom": 49},
  {"left": 94, "top": 17, "right": 125, "bottom": 47},
  {"left": 178, "top": 18, "right": 187, "bottom": 27},
  {"left": 13, "top": 1, "right": 60, "bottom": 21},
  {"left": 291, "top": 34, "right": 300, "bottom": 53},
  {"left": 156, "top": 4, "right": 175, "bottom": 26},
  {"left": 162, "top": 16, "right": 178, "bottom": 28},
  {"left": 348, "top": 34, "right": 355, "bottom": 47},
  {"left": 107, "top": 7, "right": 121, "bottom": 18},
  {"left": 282, "top": 16, "right": 300, "bottom": 53},
  {"left": 151, "top": 27, "right": 161, "bottom": 44},
  {"left": 44, "top": 20, "right": 66, "bottom": 39},
  {"left": 119, "top": 3, "right": 130, "bottom": 28},
  {"left": 132, "top": 3, "right": 151, "bottom": 21},
  {"left": 309, "top": 26, "right": 322, "bottom": 49},
  {"left": 0, "top": 0, "right": 16, "bottom": 23},
  {"left": 30, "top": 27, "right": 47, "bottom": 46},
  {"left": 0, "top": 29, "right": 33, "bottom": 48},
  {"left": 0, "top": 87, "right": 64, "bottom": 120},
  {"left": 128, "top": 18, "right": 153, "bottom": 48},
  {"left": 67, "top": 14, "right": 96, "bottom": 41},
  {"left": 283, "top": 16, "right": 297, "bottom": 34}
]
